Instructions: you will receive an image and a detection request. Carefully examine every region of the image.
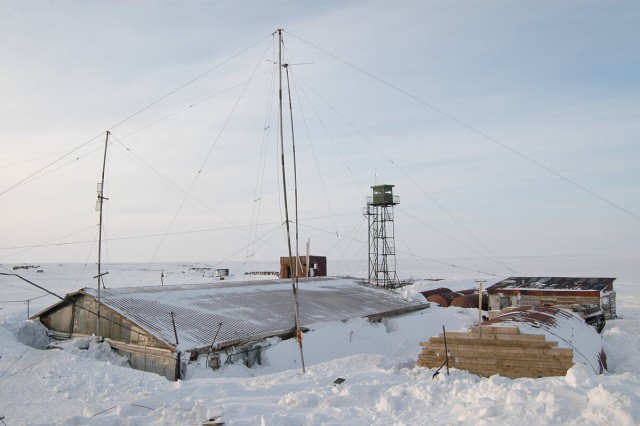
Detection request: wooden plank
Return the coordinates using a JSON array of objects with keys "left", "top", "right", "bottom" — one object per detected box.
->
[
  {"left": 419, "top": 354, "right": 573, "bottom": 369},
  {"left": 458, "top": 367, "right": 568, "bottom": 379},
  {"left": 451, "top": 363, "right": 569, "bottom": 378},
  {"left": 422, "top": 329, "right": 558, "bottom": 346},
  {"left": 106, "top": 338, "right": 175, "bottom": 358},
  {"left": 418, "top": 348, "right": 573, "bottom": 362},
  {"left": 416, "top": 360, "right": 440, "bottom": 368},
  {"left": 444, "top": 331, "right": 547, "bottom": 342},
  {"left": 418, "top": 352, "right": 573, "bottom": 366},
  {"left": 421, "top": 343, "right": 573, "bottom": 357},
  {"left": 428, "top": 336, "right": 558, "bottom": 349},
  {"left": 418, "top": 348, "right": 573, "bottom": 361},
  {"left": 453, "top": 363, "right": 570, "bottom": 376},
  {"left": 470, "top": 326, "right": 519, "bottom": 334},
  {"left": 416, "top": 359, "right": 570, "bottom": 378}
]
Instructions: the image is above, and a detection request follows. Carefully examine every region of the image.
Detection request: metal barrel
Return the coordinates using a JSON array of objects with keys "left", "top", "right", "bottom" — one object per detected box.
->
[
  {"left": 427, "top": 292, "right": 462, "bottom": 307},
  {"left": 450, "top": 294, "right": 489, "bottom": 310}
]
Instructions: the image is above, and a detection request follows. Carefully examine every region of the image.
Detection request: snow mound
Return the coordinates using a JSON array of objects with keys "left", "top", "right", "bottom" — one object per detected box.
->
[
  {"left": 54, "top": 337, "right": 130, "bottom": 366},
  {"left": 1, "top": 317, "right": 50, "bottom": 349}
]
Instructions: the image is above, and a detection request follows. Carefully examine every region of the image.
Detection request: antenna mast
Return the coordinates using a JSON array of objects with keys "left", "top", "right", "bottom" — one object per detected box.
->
[
  {"left": 277, "top": 28, "right": 306, "bottom": 373},
  {"left": 95, "top": 130, "right": 110, "bottom": 337}
]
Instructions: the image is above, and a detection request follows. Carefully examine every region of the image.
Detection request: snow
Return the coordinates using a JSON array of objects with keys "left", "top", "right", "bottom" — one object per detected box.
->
[
  {"left": 485, "top": 307, "right": 607, "bottom": 374},
  {"left": 1, "top": 256, "right": 639, "bottom": 425}
]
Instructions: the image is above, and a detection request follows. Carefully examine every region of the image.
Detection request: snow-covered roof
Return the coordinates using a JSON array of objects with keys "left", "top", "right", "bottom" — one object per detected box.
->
[
  {"left": 487, "top": 276, "right": 615, "bottom": 292},
  {"left": 484, "top": 306, "right": 608, "bottom": 374},
  {"left": 79, "top": 277, "right": 426, "bottom": 351}
]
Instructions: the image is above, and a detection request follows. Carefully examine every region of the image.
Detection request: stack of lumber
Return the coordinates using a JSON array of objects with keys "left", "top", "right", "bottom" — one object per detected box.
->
[{"left": 417, "top": 325, "right": 574, "bottom": 379}]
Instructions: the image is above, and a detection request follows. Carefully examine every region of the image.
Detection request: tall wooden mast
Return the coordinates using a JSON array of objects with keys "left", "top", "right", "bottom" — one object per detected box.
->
[
  {"left": 95, "top": 130, "right": 110, "bottom": 337},
  {"left": 277, "top": 28, "right": 306, "bottom": 373}
]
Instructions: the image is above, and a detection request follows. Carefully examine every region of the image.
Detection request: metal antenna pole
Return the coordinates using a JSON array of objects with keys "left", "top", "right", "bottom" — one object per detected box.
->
[
  {"left": 95, "top": 130, "right": 110, "bottom": 337},
  {"left": 277, "top": 29, "right": 305, "bottom": 373},
  {"left": 284, "top": 63, "right": 302, "bottom": 279}
]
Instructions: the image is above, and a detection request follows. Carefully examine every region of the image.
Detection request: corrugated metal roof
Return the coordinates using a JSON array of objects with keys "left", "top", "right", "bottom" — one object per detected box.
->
[
  {"left": 487, "top": 277, "right": 615, "bottom": 292},
  {"left": 80, "top": 277, "right": 425, "bottom": 351},
  {"left": 483, "top": 306, "right": 608, "bottom": 374}
]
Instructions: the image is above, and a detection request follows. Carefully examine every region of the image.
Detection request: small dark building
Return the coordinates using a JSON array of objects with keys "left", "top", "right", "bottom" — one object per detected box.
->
[
  {"left": 487, "top": 277, "right": 616, "bottom": 320},
  {"left": 279, "top": 255, "right": 327, "bottom": 279}
]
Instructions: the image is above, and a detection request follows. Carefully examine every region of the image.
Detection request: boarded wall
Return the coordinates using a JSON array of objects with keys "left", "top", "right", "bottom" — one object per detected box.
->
[
  {"left": 36, "top": 293, "right": 180, "bottom": 380},
  {"left": 417, "top": 325, "right": 574, "bottom": 379},
  {"left": 488, "top": 291, "right": 616, "bottom": 320}
]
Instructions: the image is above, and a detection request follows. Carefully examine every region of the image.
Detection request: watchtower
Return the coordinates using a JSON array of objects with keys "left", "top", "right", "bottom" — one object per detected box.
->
[{"left": 363, "top": 184, "right": 400, "bottom": 288}]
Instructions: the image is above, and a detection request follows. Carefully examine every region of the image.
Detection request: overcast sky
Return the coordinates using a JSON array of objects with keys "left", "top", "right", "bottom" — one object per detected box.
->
[{"left": 1, "top": 1, "right": 638, "bottom": 276}]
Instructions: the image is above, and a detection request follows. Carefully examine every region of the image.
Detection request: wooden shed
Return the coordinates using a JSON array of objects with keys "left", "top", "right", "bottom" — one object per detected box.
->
[
  {"left": 279, "top": 255, "right": 327, "bottom": 278},
  {"left": 417, "top": 306, "right": 608, "bottom": 379},
  {"left": 34, "top": 277, "right": 426, "bottom": 380},
  {"left": 486, "top": 277, "right": 616, "bottom": 320}
]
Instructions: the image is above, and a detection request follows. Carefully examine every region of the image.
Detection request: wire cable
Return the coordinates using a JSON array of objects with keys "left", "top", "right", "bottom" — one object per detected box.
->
[
  {"left": 1, "top": 35, "right": 272, "bottom": 199},
  {"left": 297, "top": 222, "right": 505, "bottom": 278},
  {"left": 396, "top": 208, "right": 519, "bottom": 274},
  {"left": 141, "top": 37, "right": 274, "bottom": 277},
  {"left": 285, "top": 30, "right": 640, "bottom": 223},
  {"left": 293, "top": 73, "right": 516, "bottom": 274},
  {"left": 0, "top": 133, "right": 104, "bottom": 197},
  {"left": 108, "top": 35, "right": 272, "bottom": 132}
]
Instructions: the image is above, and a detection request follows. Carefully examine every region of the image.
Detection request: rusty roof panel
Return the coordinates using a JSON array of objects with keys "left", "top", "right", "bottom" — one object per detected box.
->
[
  {"left": 484, "top": 305, "right": 574, "bottom": 329},
  {"left": 487, "top": 277, "right": 615, "bottom": 293},
  {"left": 482, "top": 305, "right": 608, "bottom": 373}
]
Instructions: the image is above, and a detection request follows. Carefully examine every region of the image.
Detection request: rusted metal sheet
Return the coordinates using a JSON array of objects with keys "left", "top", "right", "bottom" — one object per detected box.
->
[
  {"left": 419, "top": 287, "right": 451, "bottom": 298},
  {"left": 487, "top": 277, "right": 615, "bottom": 293},
  {"left": 485, "top": 305, "right": 572, "bottom": 328},
  {"left": 483, "top": 305, "right": 608, "bottom": 374},
  {"left": 486, "top": 277, "right": 616, "bottom": 321},
  {"left": 493, "top": 288, "right": 601, "bottom": 297}
]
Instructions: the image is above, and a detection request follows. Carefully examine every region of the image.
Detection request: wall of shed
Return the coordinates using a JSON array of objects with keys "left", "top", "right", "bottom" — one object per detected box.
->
[
  {"left": 108, "top": 339, "right": 179, "bottom": 381},
  {"left": 39, "top": 294, "right": 171, "bottom": 350},
  {"left": 37, "top": 294, "right": 179, "bottom": 380},
  {"left": 487, "top": 290, "right": 616, "bottom": 320},
  {"left": 279, "top": 256, "right": 327, "bottom": 278}
]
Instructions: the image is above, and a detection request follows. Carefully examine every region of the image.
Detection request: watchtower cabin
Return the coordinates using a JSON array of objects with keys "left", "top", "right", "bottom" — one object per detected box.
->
[
  {"left": 486, "top": 277, "right": 616, "bottom": 320},
  {"left": 363, "top": 184, "right": 400, "bottom": 288},
  {"left": 279, "top": 255, "right": 327, "bottom": 279}
]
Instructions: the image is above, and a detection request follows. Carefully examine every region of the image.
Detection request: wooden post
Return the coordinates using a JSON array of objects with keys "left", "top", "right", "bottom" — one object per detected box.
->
[
  {"left": 306, "top": 238, "right": 310, "bottom": 277},
  {"left": 170, "top": 312, "right": 179, "bottom": 345},
  {"left": 443, "top": 325, "right": 450, "bottom": 375},
  {"left": 475, "top": 280, "right": 486, "bottom": 337}
]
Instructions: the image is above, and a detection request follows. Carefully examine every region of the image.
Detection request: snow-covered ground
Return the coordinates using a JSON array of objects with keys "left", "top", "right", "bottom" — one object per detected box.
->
[{"left": 1, "top": 255, "right": 639, "bottom": 425}]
